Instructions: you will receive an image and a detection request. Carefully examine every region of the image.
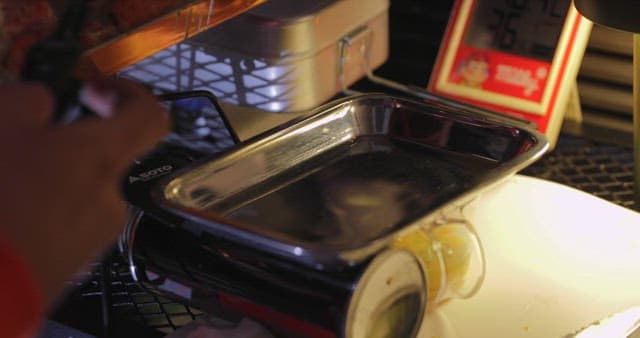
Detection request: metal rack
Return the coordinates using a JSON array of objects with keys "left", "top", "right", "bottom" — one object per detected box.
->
[
  {"left": 119, "top": 41, "right": 292, "bottom": 111},
  {"left": 523, "top": 135, "right": 636, "bottom": 209},
  {"left": 48, "top": 257, "right": 201, "bottom": 337}
]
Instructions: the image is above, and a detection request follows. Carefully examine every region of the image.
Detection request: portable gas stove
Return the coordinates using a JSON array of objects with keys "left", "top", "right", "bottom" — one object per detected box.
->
[{"left": 41, "top": 1, "right": 638, "bottom": 337}]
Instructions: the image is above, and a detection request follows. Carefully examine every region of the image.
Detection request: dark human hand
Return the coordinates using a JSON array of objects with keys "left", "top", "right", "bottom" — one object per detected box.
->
[{"left": 0, "top": 79, "right": 169, "bottom": 308}]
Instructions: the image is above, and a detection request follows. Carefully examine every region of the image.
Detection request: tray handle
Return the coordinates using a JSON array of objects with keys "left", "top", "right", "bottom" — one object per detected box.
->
[
  {"left": 337, "top": 24, "right": 535, "bottom": 130},
  {"left": 157, "top": 90, "right": 240, "bottom": 145}
]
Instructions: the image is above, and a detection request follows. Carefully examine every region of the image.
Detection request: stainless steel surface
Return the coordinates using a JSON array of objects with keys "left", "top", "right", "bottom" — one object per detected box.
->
[
  {"left": 119, "top": 207, "right": 144, "bottom": 283},
  {"left": 194, "top": 0, "right": 387, "bottom": 57},
  {"left": 154, "top": 93, "right": 548, "bottom": 269}
]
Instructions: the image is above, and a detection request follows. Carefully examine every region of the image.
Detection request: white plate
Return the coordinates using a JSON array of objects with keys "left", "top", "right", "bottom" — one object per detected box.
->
[{"left": 420, "top": 175, "right": 640, "bottom": 338}]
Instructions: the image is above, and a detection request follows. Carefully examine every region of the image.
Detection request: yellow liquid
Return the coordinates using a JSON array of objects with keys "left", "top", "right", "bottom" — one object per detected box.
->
[{"left": 392, "top": 221, "right": 477, "bottom": 307}]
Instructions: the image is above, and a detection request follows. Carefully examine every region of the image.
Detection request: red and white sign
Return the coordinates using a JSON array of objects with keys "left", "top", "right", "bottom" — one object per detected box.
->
[{"left": 428, "top": 0, "right": 592, "bottom": 147}]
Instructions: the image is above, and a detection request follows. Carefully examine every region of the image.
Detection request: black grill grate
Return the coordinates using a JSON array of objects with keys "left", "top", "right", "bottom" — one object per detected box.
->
[
  {"left": 98, "top": 260, "right": 204, "bottom": 335},
  {"left": 54, "top": 255, "right": 204, "bottom": 337},
  {"left": 522, "top": 134, "right": 635, "bottom": 209}
]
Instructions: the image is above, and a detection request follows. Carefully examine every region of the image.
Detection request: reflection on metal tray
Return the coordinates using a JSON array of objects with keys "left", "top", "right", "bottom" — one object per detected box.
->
[{"left": 156, "top": 93, "right": 548, "bottom": 269}]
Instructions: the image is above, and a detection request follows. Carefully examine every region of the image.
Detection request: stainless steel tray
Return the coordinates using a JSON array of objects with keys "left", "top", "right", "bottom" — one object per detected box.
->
[{"left": 154, "top": 93, "right": 548, "bottom": 269}]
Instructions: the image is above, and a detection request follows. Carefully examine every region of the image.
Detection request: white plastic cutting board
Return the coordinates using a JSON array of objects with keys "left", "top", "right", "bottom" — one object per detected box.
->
[{"left": 419, "top": 175, "right": 640, "bottom": 338}]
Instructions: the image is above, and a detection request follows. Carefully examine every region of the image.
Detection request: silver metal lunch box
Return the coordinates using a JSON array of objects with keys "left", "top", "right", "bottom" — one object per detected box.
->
[
  {"left": 120, "top": 0, "right": 389, "bottom": 113},
  {"left": 193, "top": 0, "right": 389, "bottom": 113}
]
